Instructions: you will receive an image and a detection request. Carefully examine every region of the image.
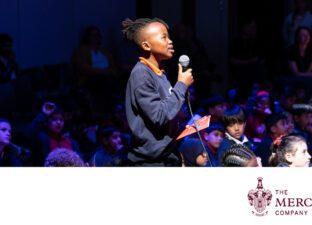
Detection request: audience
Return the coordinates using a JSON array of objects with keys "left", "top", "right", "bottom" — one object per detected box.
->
[
  {"left": 3, "top": 4, "right": 312, "bottom": 168},
  {"left": 31, "top": 102, "right": 81, "bottom": 166}
]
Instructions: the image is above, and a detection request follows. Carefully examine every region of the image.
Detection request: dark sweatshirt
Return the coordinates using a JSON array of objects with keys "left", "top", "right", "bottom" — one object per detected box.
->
[{"left": 125, "top": 61, "right": 188, "bottom": 163}]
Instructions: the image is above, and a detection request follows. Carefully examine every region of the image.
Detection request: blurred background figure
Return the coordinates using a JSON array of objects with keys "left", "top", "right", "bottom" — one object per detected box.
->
[
  {"left": 31, "top": 102, "right": 81, "bottom": 166},
  {"left": 0, "top": 33, "right": 18, "bottom": 84},
  {"left": 0, "top": 33, "right": 19, "bottom": 117},
  {"left": 229, "top": 18, "right": 266, "bottom": 98},
  {"left": 44, "top": 148, "right": 85, "bottom": 167},
  {"left": 90, "top": 127, "right": 128, "bottom": 167},
  {"left": 72, "top": 26, "right": 119, "bottom": 114},
  {"left": 245, "top": 90, "right": 272, "bottom": 144},
  {"left": 285, "top": 26, "right": 312, "bottom": 76},
  {"left": 0, "top": 118, "right": 31, "bottom": 166},
  {"left": 283, "top": 0, "right": 312, "bottom": 47}
]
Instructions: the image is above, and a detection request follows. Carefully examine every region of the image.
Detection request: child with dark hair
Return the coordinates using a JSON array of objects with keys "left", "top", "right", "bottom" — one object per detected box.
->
[
  {"left": 90, "top": 127, "right": 128, "bottom": 167},
  {"left": 122, "top": 18, "right": 193, "bottom": 166},
  {"left": 255, "top": 112, "right": 289, "bottom": 166},
  {"left": 179, "top": 138, "right": 207, "bottom": 167},
  {"left": 291, "top": 103, "right": 312, "bottom": 152},
  {"left": 217, "top": 105, "right": 253, "bottom": 166},
  {"left": 0, "top": 118, "right": 31, "bottom": 166},
  {"left": 0, "top": 33, "right": 19, "bottom": 83},
  {"left": 269, "top": 135, "right": 311, "bottom": 167},
  {"left": 32, "top": 102, "right": 81, "bottom": 166},
  {"left": 221, "top": 144, "right": 260, "bottom": 167},
  {"left": 202, "top": 122, "right": 225, "bottom": 167},
  {"left": 44, "top": 148, "right": 85, "bottom": 167},
  {"left": 199, "top": 95, "right": 227, "bottom": 123},
  {"left": 245, "top": 91, "right": 272, "bottom": 144}
]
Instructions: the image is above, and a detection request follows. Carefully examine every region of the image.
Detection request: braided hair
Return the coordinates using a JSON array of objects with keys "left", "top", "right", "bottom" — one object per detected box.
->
[
  {"left": 121, "top": 18, "right": 169, "bottom": 47},
  {"left": 269, "top": 135, "right": 306, "bottom": 166},
  {"left": 221, "top": 144, "right": 256, "bottom": 167}
]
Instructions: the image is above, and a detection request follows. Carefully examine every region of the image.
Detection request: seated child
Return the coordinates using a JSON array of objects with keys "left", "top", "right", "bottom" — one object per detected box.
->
[{"left": 217, "top": 105, "right": 253, "bottom": 165}]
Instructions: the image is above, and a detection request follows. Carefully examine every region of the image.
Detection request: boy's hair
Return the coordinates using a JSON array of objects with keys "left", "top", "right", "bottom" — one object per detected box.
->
[
  {"left": 0, "top": 118, "right": 10, "bottom": 124},
  {"left": 97, "top": 127, "right": 117, "bottom": 139},
  {"left": 49, "top": 108, "right": 64, "bottom": 118},
  {"left": 265, "top": 112, "right": 287, "bottom": 133},
  {"left": 269, "top": 135, "right": 306, "bottom": 166},
  {"left": 221, "top": 144, "right": 255, "bottom": 167},
  {"left": 204, "top": 122, "right": 225, "bottom": 134},
  {"left": 291, "top": 104, "right": 312, "bottom": 116},
  {"left": 44, "top": 148, "right": 85, "bottom": 167},
  {"left": 222, "top": 105, "right": 246, "bottom": 127},
  {"left": 122, "top": 18, "right": 169, "bottom": 47}
]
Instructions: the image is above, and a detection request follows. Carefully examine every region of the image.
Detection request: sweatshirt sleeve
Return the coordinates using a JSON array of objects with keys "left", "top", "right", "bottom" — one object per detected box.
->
[
  {"left": 135, "top": 80, "right": 188, "bottom": 127},
  {"left": 31, "top": 112, "right": 48, "bottom": 134}
]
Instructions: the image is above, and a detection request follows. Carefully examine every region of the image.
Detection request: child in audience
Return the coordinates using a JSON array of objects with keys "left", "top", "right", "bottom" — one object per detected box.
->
[
  {"left": 217, "top": 105, "right": 253, "bottom": 165},
  {"left": 269, "top": 135, "right": 311, "bottom": 167},
  {"left": 256, "top": 112, "right": 289, "bottom": 166},
  {"left": 221, "top": 144, "right": 261, "bottom": 167},
  {"left": 90, "top": 127, "right": 128, "bottom": 167},
  {"left": 0, "top": 118, "right": 31, "bottom": 166},
  {"left": 202, "top": 122, "right": 225, "bottom": 167},
  {"left": 32, "top": 102, "right": 81, "bottom": 166}
]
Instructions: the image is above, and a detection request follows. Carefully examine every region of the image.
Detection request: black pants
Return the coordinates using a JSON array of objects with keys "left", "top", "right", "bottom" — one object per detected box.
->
[{"left": 128, "top": 140, "right": 183, "bottom": 167}]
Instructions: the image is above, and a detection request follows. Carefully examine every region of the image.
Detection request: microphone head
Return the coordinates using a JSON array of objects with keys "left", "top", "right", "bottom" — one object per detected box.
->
[{"left": 179, "top": 55, "right": 190, "bottom": 68}]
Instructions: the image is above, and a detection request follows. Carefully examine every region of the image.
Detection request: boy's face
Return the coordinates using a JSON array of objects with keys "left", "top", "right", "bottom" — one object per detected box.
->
[
  {"left": 141, "top": 22, "right": 174, "bottom": 61},
  {"left": 48, "top": 114, "right": 64, "bottom": 134},
  {"left": 295, "top": 112, "right": 312, "bottom": 130},
  {"left": 204, "top": 130, "right": 224, "bottom": 149},
  {"left": 209, "top": 103, "right": 227, "bottom": 119},
  {"left": 0, "top": 122, "right": 11, "bottom": 146},
  {"left": 271, "top": 119, "right": 289, "bottom": 137},
  {"left": 226, "top": 122, "right": 245, "bottom": 140},
  {"left": 106, "top": 131, "right": 123, "bottom": 152}
]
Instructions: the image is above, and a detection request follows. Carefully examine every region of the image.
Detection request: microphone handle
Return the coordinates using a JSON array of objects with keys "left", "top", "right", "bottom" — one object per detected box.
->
[{"left": 182, "top": 66, "right": 188, "bottom": 73}]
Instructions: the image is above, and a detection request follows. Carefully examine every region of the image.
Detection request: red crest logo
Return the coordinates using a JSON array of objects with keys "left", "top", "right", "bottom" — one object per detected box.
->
[{"left": 248, "top": 177, "right": 272, "bottom": 216}]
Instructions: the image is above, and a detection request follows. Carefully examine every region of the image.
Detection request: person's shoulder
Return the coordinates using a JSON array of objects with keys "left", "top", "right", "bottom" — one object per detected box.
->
[
  {"left": 129, "top": 62, "right": 155, "bottom": 84},
  {"left": 94, "top": 146, "right": 110, "bottom": 158},
  {"left": 131, "top": 61, "right": 150, "bottom": 73},
  {"left": 219, "top": 137, "right": 232, "bottom": 149}
]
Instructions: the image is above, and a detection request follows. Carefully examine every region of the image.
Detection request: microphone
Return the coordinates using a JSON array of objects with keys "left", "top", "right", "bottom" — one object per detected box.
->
[
  {"left": 179, "top": 55, "right": 190, "bottom": 72},
  {"left": 178, "top": 55, "right": 212, "bottom": 166}
]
